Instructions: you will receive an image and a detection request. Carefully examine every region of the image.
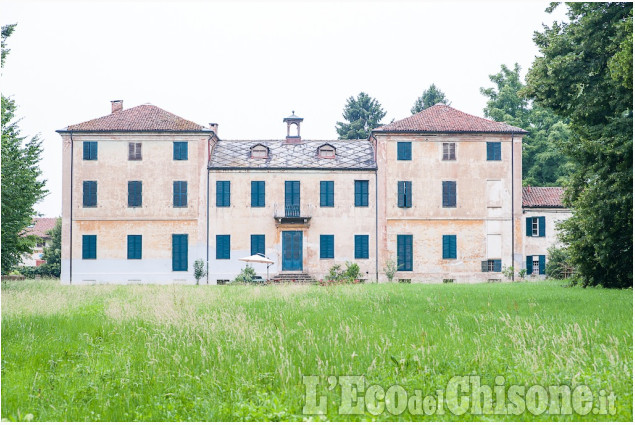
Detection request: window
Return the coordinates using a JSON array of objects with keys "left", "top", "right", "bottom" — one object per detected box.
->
[
  {"left": 127, "top": 235, "right": 142, "bottom": 259},
  {"left": 173, "top": 141, "right": 188, "bottom": 160},
  {"left": 83, "top": 141, "right": 98, "bottom": 160},
  {"left": 320, "top": 235, "right": 334, "bottom": 259},
  {"left": 251, "top": 144, "right": 269, "bottom": 159},
  {"left": 216, "top": 235, "right": 230, "bottom": 259},
  {"left": 487, "top": 142, "right": 501, "bottom": 161},
  {"left": 354, "top": 180, "right": 369, "bottom": 207},
  {"left": 318, "top": 144, "right": 336, "bottom": 158},
  {"left": 128, "top": 181, "right": 142, "bottom": 208},
  {"left": 442, "top": 181, "right": 456, "bottom": 208},
  {"left": 526, "top": 255, "right": 546, "bottom": 275},
  {"left": 82, "top": 235, "right": 97, "bottom": 259},
  {"left": 251, "top": 181, "right": 265, "bottom": 207},
  {"left": 526, "top": 217, "right": 546, "bottom": 237},
  {"left": 216, "top": 181, "right": 230, "bottom": 207},
  {"left": 83, "top": 181, "right": 97, "bottom": 207},
  {"left": 173, "top": 181, "right": 187, "bottom": 207},
  {"left": 442, "top": 235, "right": 457, "bottom": 259},
  {"left": 251, "top": 234, "right": 265, "bottom": 256},
  {"left": 482, "top": 259, "right": 502, "bottom": 272},
  {"left": 397, "top": 235, "right": 413, "bottom": 271},
  {"left": 128, "top": 142, "right": 142, "bottom": 160},
  {"left": 397, "top": 142, "right": 412, "bottom": 160},
  {"left": 172, "top": 234, "right": 188, "bottom": 271},
  {"left": 354, "top": 235, "right": 369, "bottom": 259},
  {"left": 442, "top": 142, "right": 455, "bottom": 160},
  {"left": 320, "top": 181, "right": 334, "bottom": 207},
  {"left": 398, "top": 181, "right": 412, "bottom": 208}
]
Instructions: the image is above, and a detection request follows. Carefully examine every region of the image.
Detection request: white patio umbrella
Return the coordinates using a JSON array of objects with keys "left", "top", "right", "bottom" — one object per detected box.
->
[{"left": 238, "top": 254, "right": 275, "bottom": 281}]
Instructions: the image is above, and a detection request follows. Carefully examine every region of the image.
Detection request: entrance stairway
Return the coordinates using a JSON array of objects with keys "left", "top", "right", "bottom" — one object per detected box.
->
[{"left": 270, "top": 272, "right": 316, "bottom": 284}]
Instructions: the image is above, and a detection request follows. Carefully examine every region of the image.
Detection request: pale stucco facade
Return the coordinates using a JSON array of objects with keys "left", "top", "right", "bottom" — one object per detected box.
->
[
  {"left": 59, "top": 129, "right": 212, "bottom": 283},
  {"left": 57, "top": 101, "right": 570, "bottom": 284},
  {"left": 208, "top": 169, "right": 377, "bottom": 283},
  {"left": 373, "top": 132, "right": 524, "bottom": 283}
]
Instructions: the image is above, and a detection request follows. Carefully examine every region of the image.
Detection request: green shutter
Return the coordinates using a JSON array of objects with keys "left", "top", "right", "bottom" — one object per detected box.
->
[
  {"left": 82, "top": 235, "right": 96, "bottom": 259},
  {"left": 539, "top": 255, "right": 546, "bottom": 275},
  {"left": 320, "top": 235, "right": 334, "bottom": 259},
  {"left": 481, "top": 261, "right": 488, "bottom": 272},
  {"left": 355, "top": 235, "right": 368, "bottom": 259},
  {"left": 405, "top": 181, "right": 412, "bottom": 208},
  {"left": 217, "top": 181, "right": 230, "bottom": 207},
  {"left": 216, "top": 235, "right": 230, "bottom": 259},
  {"left": 539, "top": 216, "right": 546, "bottom": 237},
  {"left": 251, "top": 181, "right": 265, "bottom": 207},
  {"left": 172, "top": 234, "right": 188, "bottom": 271},
  {"left": 128, "top": 235, "right": 142, "bottom": 259},
  {"left": 526, "top": 256, "right": 533, "bottom": 275},
  {"left": 398, "top": 181, "right": 405, "bottom": 207},
  {"left": 397, "top": 235, "right": 412, "bottom": 271},
  {"left": 493, "top": 259, "right": 502, "bottom": 272},
  {"left": 526, "top": 217, "right": 533, "bottom": 236}
]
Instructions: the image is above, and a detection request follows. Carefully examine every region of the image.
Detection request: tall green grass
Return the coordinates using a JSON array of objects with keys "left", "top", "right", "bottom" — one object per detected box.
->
[{"left": 2, "top": 280, "right": 632, "bottom": 421}]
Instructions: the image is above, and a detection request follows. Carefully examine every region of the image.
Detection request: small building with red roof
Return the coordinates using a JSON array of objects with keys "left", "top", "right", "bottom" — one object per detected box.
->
[{"left": 20, "top": 217, "right": 59, "bottom": 267}]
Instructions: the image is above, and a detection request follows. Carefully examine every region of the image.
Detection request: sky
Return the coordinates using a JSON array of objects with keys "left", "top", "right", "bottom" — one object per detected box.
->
[{"left": 1, "top": 0, "right": 567, "bottom": 218}]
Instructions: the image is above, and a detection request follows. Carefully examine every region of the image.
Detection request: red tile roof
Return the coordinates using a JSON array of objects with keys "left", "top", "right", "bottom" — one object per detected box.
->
[
  {"left": 23, "top": 218, "right": 58, "bottom": 238},
  {"left": 373, "top": 104, "right": 527, "bottom": 134},
  {"left": 522, "top": 187, "right": 566, "bottom": 208},
  {"left": 63, "top": 104, "right": 205, "bottom": 132}
]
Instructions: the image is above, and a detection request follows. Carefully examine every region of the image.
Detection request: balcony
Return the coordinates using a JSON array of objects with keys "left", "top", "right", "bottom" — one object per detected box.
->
[{"left": 274, "top": 203, "right": 313, "bottom": 227}]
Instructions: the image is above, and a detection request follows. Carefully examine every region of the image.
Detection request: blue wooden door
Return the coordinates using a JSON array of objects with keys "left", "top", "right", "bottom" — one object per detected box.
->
[
  {"left": 285, "top": 181, "right": 300, "bottom": 217},
  {"left": 282, "top": 231, "right": 302, "bottom": 271}
]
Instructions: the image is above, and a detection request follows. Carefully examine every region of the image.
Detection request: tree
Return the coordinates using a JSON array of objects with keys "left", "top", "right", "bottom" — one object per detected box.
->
[
  {"left": 411, "top": 84, "right": 450, "bottom": 114},
  {"left": 525, "top": 3, "right": 633, "bottom": 288},
  {"left": 40, "top": 218, "right": 61, "bottom": 277},
  {"left": 480, "top": 63, "right": 572, "bottom": 186},
  {"left": 336, "top": 92, "right": 386, "bottom": 139},
  {"left": 1, "top": 24, "right": 48, "bottom": 274}
]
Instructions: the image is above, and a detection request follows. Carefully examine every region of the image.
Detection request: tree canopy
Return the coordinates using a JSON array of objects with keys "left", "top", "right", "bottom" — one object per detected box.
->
[
  {"left": 525, "top": 2, "right": 633, "bottom": 288},
  {"left": 411, "top": 84, "right": 450, "bottom": 114},
  {"left": 1, "top": 24, "right": 48, "bottom": 274},
  {"left": 481, "top": 63, "right": 573, "bottom": 186},
  {"left": 336, "top": 92, "right": 386, "bottom": 140}
]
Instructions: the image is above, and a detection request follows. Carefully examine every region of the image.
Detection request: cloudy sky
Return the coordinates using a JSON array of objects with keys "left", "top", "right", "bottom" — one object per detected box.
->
[{"left": 1, "top": 0, "right": 566, "bottom": 217}]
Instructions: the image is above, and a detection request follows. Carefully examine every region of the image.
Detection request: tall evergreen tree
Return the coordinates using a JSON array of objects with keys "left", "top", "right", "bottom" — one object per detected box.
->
[
  {"left": 525, "top": 2, "right": 633, "bottom": 288},
  {"left": 411, "top": 84, "right": 450, "bottom": 114},
  {"left": 480, "top": 63, "right": 572, "bottom": 186},
  {"left": 336, "top": 92, "right": 386, "bottom": 140},
  {"left": 1, "top": 24, "right": 48, "bottom": 274}
]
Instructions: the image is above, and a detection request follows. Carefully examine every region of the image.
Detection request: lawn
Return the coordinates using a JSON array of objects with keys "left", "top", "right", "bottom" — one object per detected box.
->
[{"left": 1, "top": 280, "right": 632, "bottom": 421}]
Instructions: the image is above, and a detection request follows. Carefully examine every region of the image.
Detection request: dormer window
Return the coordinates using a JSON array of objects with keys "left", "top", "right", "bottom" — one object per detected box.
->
[
  {"left": 251, "top": 144, "right": 269, "bottom": 159},
  {"left": 318, "top": 144, "right": 336, "bottom": 159}
]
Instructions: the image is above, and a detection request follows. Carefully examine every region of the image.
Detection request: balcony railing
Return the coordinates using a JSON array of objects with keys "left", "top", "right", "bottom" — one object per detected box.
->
[
  {"left": 285, "top": 205, "right": 300, "bottom": 217},
  {"left": 273, "top": 203, "right": 313, "bottom": 226}
]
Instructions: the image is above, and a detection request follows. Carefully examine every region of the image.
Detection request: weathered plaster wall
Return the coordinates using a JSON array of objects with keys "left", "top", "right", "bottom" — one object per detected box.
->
[
  {"left": 375, "top": 132, "right": 523, "bottom": 282},
  {"left": 60, "top": 132, "right": 210, "bottom": 283},
  {"left": 208, "top": 169, "right": 377, "bottom": 283}
]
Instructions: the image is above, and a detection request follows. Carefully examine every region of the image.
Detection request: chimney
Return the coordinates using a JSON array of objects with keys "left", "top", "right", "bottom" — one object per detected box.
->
[
  {"left": 111, "top": 100, "right": 123, "bottom": 113},
  {"left": 209, "top": 123, "right": 218, "bottom": 136}
]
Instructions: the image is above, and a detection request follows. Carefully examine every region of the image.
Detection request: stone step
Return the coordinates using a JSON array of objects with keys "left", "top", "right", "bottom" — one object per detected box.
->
[{"left": 271, "top": 273, "right": 316, "bottom": 283}]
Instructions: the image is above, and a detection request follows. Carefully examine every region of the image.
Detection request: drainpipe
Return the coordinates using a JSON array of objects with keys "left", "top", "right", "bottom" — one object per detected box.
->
[
  {"left": 206, "top": 134, "right": 213, "bottom": 284},
  {"left": 69, "top": 131, "right": 74, "bottom": 284},
  {"left": 371, "top": 132, "right": 379, "bottom": 282},
  {"left": 510, "top": 130, "right": 515, "bottom": 282}
]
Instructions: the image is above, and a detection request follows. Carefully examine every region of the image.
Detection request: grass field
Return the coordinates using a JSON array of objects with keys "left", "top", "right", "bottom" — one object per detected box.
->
[{"left": 1, "top": 280, "right": 632, "bottom": 421}]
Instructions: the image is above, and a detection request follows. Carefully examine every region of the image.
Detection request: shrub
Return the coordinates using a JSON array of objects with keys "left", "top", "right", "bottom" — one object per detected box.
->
[
  {"left": 322, "top": 262, "right": 362, "bottom": 285},
  {"left": 546, "top": 246, "right": 574, "bottom": 279},
  {"left": 234, "top": 265, "right": 256, "bottom": 284},
  {"left": 383, "top": 258, "right": 397, "bottom": 282},
  {"left": 193, "top": 259, "right": 207, "bottom": 285}
]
